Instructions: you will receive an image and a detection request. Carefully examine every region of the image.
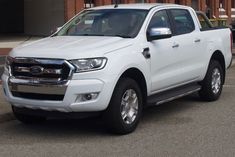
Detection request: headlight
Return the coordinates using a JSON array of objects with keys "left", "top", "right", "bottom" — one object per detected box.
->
[{"left": 69, "top": 58, "right": 107, "bottom": 73}]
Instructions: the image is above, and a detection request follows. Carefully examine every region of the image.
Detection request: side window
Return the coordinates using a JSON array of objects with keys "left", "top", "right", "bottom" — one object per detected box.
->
[
  {"left": 170, "top": 9, "right": 195, "bottom": 35},
  {"left": 148, "top": 10, "right": 171, "bottom": 30}
]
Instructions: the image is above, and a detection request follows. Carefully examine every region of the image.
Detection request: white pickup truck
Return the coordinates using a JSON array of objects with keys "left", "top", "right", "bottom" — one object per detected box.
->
[{"left": 2, "top": 3, "right": 233, "bottom": 134}]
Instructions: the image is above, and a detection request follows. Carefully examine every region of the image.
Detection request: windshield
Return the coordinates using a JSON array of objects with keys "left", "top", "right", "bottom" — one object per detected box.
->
[{"left": 57, "top": 9, "right": 148, "bottom": 38}]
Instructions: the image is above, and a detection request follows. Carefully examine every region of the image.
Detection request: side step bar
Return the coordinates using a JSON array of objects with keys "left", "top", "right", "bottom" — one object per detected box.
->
[{"left": 147, "top": 83, "right": 201, "bottom": 106}]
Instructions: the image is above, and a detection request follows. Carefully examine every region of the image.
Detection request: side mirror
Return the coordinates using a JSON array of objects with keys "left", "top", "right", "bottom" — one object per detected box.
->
[{"left": 147, "top": 27, "right": 172, "bottom": 41}]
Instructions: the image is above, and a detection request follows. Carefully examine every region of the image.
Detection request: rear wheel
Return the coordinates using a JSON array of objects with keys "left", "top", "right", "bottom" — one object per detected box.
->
[
  {"left": 199, "top": 60, "right": 224, "bottom": 101},
  {"left": 12, "top": 106, "right": 47, "bottom": 124},
  {"left": 103, "top": 78, "right": 143, "bottom": 134}
]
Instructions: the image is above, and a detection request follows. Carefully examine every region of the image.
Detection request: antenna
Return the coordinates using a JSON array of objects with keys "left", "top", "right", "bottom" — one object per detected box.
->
[{"left": 114, "top": 0, "right": 118, "bottom": 8}]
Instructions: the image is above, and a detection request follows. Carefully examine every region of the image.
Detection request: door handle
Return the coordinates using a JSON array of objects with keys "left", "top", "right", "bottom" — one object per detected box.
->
[
  {"left": 194, "top": 39, "right": 201, "bottom": 43},
  {"left": 172, "top": 44, "right": 179, "bottom": 48}
]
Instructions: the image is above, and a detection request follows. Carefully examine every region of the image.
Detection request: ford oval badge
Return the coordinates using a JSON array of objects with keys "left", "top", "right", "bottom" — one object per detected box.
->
[{"left": 30, "top": 66, "right": 44, "bottom": 75}]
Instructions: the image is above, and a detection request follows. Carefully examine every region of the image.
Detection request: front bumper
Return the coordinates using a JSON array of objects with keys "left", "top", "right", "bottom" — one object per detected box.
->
[{"left": 2, "top": 73, "right": 115, "bottom": 112}]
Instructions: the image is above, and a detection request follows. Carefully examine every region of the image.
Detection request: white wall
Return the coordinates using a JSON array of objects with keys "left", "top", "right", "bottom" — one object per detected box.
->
[{"left": 24, "top": 0, "right": 65, "bottom": 36}]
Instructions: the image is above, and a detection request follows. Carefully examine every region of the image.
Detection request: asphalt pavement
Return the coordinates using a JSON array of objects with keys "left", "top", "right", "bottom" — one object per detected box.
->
[{"left": 0, "top": 61, "right": 234, "bottom": 157}]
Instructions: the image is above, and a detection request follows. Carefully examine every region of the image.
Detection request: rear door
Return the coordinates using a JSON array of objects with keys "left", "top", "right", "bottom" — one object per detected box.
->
[{"left": 166, "top": 9, "right": 203, "bottom": 84}]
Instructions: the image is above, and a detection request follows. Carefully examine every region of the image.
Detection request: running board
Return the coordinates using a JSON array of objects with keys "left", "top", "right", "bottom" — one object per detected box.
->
[{"left": 147, "top": 83, "right": 201, "bottom": 106}]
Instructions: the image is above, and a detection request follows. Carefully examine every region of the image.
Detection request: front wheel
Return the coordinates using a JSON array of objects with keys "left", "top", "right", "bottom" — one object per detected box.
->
[
  {"left": 199, "top": 60, "right": 224, "bottom": 101},
  {"left": 103, "top": 78, "right": 143, "bottom": 134}
]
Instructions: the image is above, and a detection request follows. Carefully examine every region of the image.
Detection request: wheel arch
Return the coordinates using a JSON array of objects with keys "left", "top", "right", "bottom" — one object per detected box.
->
[
  {"left": 117, "top": 68, "right": 148, "bottom": 106},
  {"left": 210, "top": 50, "right": 226, "bottom": 84}
]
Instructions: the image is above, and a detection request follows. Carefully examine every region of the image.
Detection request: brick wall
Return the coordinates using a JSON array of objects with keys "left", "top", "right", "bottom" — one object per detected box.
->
[{"left": 64, "top": 0, "right": 233, "bottom": 23}]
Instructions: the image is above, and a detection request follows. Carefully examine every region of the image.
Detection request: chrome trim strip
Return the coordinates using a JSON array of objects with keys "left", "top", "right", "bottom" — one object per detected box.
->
[
  {"left": 65, "top": 60, "right": 75, "bottom": 80},
  {"left": 9, "top": 83, "right": 67, "bottom": 95},
  {"left": 12, "top": 57, "right": 65, "bottom": 65},
  {"left": 8, "top": 77, "right": 67, "bottom": 85},
  {"left": 14, "top": 66, "right": 63, "bottom": 75}
]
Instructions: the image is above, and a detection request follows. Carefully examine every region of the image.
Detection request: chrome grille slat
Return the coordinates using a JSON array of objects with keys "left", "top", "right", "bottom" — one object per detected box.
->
[
  {"left": 14, "top": 66, "right": 63, "bottom": 75},
  {"left": 12, "top": 58, "right": 65, "bottom": 65}
]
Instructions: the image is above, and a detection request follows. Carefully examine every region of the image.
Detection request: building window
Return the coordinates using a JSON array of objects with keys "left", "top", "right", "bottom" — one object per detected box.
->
[
  {"left": 156, "top": 0, "right": 164, "bottom": 3},
  {"left": 219, "top": 0, "right": 227, "bottom": 19},
  {"left": 84, "top": 0, "right": 94, "bottom": 8},
  {"left": 219, "top": 0, "right": 225, "bottom": 8}
]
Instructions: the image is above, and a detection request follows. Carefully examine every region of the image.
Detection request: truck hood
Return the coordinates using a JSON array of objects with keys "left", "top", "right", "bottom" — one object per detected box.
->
[{"left": 10, "top": 36, "right": 133, "bottom": 60}]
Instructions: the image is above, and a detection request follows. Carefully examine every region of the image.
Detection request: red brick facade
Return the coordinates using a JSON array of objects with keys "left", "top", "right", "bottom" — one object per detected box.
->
[{"left": 64, "top": 0, "right": 234, "bottom": 23}]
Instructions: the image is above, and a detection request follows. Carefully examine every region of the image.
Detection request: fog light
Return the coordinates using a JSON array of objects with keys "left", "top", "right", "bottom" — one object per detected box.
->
[
  {"left": 82, "top": 93, "right": 99, "bottom": 101},
  {"left": 84, "top": 94, "right": 92, "bottom": 100},
  {"left": 76, "top": 93, "right": 99, "bottom": 102}
]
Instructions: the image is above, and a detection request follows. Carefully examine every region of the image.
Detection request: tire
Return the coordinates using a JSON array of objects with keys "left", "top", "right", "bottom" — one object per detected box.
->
[
  {"left": 199, "top": 60, "right": 224, "bottom": 101},
  {"left": 12, "top": 106, "right": 47, "bottom": 124},
  {"left": 103, "top": 78, "right": 143, "bottom": 134}
]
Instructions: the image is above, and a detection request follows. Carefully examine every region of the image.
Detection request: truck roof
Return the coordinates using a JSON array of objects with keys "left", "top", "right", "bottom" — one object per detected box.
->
[{"left": 91, "top": 3, "right": 181, "bottom": 10}]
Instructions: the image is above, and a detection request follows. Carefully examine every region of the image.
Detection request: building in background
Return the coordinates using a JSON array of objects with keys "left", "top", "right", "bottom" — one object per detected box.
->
[
  {"left": 66, "top": 0, "right": 235, "bottom": 26},
  {"left": 0, "top": 0, "right": 234, "bottom": 36}
]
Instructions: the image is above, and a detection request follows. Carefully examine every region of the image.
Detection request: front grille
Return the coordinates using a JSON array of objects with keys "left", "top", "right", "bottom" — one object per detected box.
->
[
  {"left": 9, "top": 58, "right": 74, "bottom": 101},
  {"left": 11, "top": 59, "right": 71, "bottom": 80}
]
